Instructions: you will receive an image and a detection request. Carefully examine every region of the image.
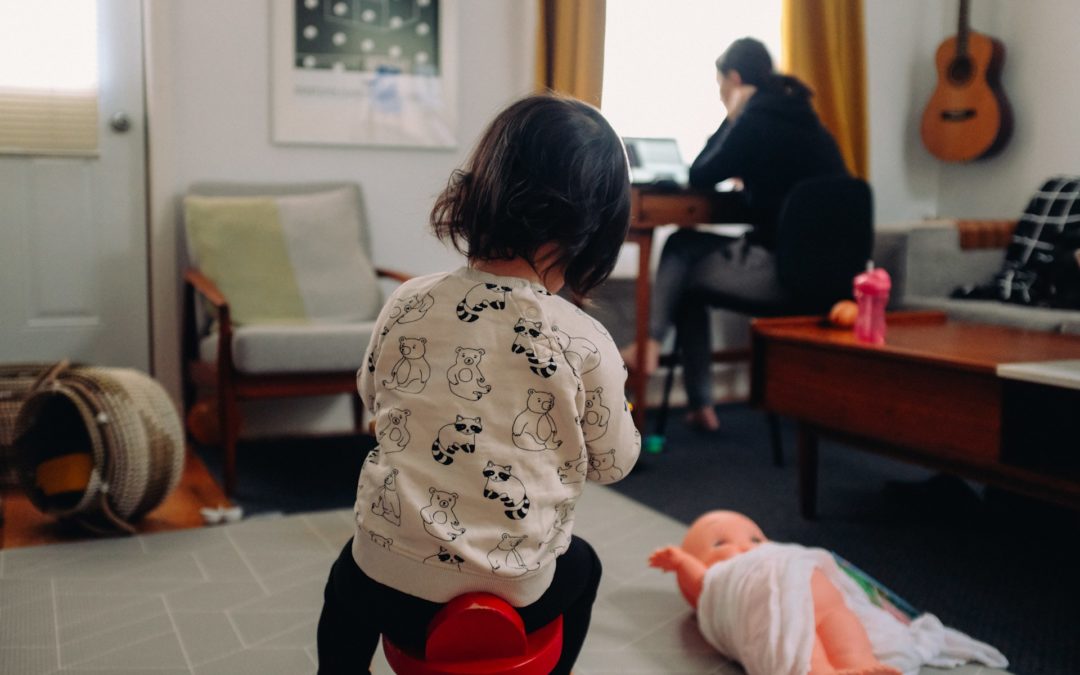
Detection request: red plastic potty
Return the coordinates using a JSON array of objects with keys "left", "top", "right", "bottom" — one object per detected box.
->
[{"left": 381, "top": 593, "right": 563, "bottom": 675}]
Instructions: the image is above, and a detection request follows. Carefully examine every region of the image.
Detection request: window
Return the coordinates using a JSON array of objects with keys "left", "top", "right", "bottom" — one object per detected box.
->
[
  {"left": 0, "top": 0, "right": 99, "bottom": 156},
  {"left": 602, "top": 0, "right": 781, "bottom": 166}
]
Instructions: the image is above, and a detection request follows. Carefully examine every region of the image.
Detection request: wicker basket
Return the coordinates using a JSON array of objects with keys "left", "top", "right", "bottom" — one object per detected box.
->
[
  {"left": 13, "top": 363, "right": 185, "bottom": 533},
  {"left": 0, "top": 363, "right": 60, "bottom": 487}
]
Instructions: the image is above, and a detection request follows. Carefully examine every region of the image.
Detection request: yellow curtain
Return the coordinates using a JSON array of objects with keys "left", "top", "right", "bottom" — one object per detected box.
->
[
  {"left": 535, "top": 0, "right": 607, "bottom": 107},
  {"left": 781, "top": 0, "right": 868, "bottom": 179}
]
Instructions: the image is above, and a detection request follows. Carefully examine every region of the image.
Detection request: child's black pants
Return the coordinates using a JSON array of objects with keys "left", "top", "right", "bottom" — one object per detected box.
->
[{"left": 317, "top": 535, "right": 602, "bottom": 675}]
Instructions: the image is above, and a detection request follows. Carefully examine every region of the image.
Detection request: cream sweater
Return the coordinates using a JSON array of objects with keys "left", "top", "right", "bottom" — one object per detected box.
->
[{"left": 353, "top": 267, "right": 640, "bottom": 604}]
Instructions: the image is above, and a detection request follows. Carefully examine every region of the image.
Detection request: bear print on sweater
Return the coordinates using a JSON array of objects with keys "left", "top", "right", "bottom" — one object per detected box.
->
[
  {"left": 371, "top": 469, "right": 401, "bottom": 526},
  {"left": 378, "top": 407, "right": 411, "bottom": 451},
  {"left": 587, "top": 449, "right": 624, "bottom": 483},
  {"left": 487, "top": 533, "right": 541, "bottom": 577},
  {"left": 552, "top": 325, "right": 601, "bottom": 375},
  {"left": 447, "top": 347, "right": 492, "bottom": 400},
  {"left": 557, "top": 456, "right": 587, "bottom": 484},
  {"left": 421, "top": 487, "right": 467, "bottom": 541},
  {"left": 382, "top": 337, "right": 431, "bottom": 394},
  {"left": 369, "top": 532, "right": 393, "bottom": 548},
  {"left": 581, "top": 387, "right": 610, "bottom": 442},
  {"left": 539, "top": 499, "right": 575, "bottom": 556},
  {"left": 387, "top": 292, "right": 435, "bottom": 327},
  {"left": 512, "top": 389, "right": 562, "bottom": 451}
]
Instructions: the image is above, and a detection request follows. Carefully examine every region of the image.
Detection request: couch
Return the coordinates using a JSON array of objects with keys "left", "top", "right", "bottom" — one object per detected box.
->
[{"left": 876, "top": 219, "right": 1080, "bottom": 334}]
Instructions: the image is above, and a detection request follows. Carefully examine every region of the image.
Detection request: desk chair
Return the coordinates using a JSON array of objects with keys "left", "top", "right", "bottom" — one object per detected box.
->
[
  {"left": 181, "top": 182, "right": 410, "bottom": 496},
  {"left": 655, "top": 175, "right": 874, "bottom": 462}
]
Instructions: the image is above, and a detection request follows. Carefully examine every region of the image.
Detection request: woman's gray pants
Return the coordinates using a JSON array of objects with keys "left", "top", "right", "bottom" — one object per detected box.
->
[{"left": 649, "top": 229, "right": 787, "bottom": 408}]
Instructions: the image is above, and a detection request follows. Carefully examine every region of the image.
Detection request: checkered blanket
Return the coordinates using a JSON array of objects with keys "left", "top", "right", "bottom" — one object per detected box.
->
[{"left": 958, "top": 176, "right": 1080, "bottom": 308}]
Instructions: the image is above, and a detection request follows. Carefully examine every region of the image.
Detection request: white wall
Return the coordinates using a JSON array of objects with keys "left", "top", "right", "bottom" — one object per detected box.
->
[
  {"left": 864, "top": 0, "right": 946, "bottom": 224},
  {"left": 865, "top": 0, "right": 1080, "bottom": 224},
  {"left": 146, "top": 0, "right": 537, "bottom": 402}
]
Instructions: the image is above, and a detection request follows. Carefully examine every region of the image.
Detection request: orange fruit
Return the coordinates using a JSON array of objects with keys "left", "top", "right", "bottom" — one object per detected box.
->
[{"left": 828, "top": 300, "right": 858, "bottom": 327}]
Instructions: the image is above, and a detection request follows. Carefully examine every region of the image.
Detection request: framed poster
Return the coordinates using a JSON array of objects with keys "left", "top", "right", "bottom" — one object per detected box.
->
[{"left": 271, "top": 0, "right": 458, "bottom": 148}]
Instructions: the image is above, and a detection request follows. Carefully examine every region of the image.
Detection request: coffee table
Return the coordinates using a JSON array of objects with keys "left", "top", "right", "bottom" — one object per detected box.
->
[{"left": 751, "top": 311, "right": 1080, "bottom": 518}]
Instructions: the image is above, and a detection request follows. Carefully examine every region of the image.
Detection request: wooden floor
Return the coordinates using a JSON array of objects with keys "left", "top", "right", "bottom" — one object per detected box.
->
[{"left": 0, "top": 448, "right": 229, "bottom": 549}]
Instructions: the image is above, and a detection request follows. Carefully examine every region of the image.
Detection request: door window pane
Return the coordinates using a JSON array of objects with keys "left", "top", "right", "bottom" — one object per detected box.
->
[{"left": 0, "top": 0, "right": 99, "bottom": 156}]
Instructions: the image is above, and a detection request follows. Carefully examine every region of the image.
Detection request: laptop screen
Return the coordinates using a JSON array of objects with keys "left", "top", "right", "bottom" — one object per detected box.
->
[{"left": 622, "top": 137, "right": 688, "bottom": 186}]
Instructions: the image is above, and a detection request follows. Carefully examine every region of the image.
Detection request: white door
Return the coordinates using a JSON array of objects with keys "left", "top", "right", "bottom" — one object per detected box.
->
[{"left": 0, "top": 0, "right": 149, "bottom": 371}]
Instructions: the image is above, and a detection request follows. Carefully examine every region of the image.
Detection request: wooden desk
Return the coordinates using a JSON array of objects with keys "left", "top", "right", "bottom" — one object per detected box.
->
[
  {"left": 751, "top": 312, "right": 1080, "bottom": 518},
  {"left": 625, "top": 186, "right": 747, "bottom": 429}
]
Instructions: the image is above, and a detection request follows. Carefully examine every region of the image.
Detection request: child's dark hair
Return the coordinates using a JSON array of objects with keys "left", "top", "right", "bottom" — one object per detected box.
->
[{"left": 431, "top": 93, "right": 631, "bottom": 298}]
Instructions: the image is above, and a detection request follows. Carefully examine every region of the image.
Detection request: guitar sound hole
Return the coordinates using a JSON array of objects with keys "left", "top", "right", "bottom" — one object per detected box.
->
[
  {"left": 940, "top": 109, "right": 977, "bottom": 122},
  {"left": 947, "top": 57, "right": 973, "bottom": 84}
]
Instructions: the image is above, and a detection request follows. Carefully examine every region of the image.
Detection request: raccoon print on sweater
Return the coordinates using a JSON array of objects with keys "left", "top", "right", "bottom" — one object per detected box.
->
[
  {"left": 482, "top": 461, "right": 530, "bottom": 520},
  {"left": 431, "top": 415, "right": 482, "bottom": 465},
  {"left": 424, "top": 546, "right": 464, "bottom": 571},
  {"left": 456, "top": 283, "right": 512, "bottom": 322},
  {"left": 511, "top": 319, "right": 558, "bottom": 378}
]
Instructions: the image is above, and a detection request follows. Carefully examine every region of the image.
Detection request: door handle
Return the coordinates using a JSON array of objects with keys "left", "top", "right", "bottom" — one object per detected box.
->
[{"left": 109, "top": 112, "right": 132, "bottom": 133}]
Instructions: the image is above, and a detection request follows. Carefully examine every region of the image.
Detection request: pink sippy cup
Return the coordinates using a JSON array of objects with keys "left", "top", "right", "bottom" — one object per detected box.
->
[{"left": 853, "top": 262, "right": 891, "bottom": 344}]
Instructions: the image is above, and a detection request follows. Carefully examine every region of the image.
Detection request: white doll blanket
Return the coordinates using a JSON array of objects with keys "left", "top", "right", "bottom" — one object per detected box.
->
[{"left": 695, "top": 542, "right": 1008, "bottom": 675}]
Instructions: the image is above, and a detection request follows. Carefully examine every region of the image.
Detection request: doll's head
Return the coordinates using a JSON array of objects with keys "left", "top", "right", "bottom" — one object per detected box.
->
[{"left": 682, "top": 511, "right": 767, "bottom": 566}]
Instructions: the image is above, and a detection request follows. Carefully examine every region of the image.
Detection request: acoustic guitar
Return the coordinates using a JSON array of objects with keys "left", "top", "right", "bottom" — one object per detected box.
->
[{"left": 921, "top": 0, "right": 1012, "bottom": 162}]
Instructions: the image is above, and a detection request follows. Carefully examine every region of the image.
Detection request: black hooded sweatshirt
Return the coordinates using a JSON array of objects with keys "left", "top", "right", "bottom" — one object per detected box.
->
[{"left": 688, "top": 86, "right": 849, "bottom": 250}]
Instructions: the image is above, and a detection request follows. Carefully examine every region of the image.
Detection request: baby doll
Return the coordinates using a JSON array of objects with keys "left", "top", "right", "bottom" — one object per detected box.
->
[{"left": 649, "top": 511, "right": 900, "bottom": 675}]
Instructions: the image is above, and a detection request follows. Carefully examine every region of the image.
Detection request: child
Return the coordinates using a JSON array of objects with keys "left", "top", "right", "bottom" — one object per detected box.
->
[{"left": 317, "top": 93, "right": 641, "bottom": 675}]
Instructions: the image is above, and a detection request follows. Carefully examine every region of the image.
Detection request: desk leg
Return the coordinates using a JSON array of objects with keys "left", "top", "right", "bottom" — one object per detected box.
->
[
  {"left": 798, "top": 423, "right": 819, "bottom": 520},
  {"left": 631, "top": 232, "right": 653, "bottom": 431}
]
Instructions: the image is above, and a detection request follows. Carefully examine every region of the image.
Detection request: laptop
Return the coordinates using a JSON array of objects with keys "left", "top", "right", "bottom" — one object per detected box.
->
[{"left": 623, "top": 137, "right": 690, "bottom": 187}]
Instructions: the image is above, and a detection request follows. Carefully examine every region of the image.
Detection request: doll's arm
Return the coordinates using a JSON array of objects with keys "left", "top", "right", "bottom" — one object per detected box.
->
[{"left": 649, "top": 546, "right": 709, "bottom": 609}]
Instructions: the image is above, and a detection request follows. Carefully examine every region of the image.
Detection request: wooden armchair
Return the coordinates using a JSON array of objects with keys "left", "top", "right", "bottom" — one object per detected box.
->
[{"left": 181, "top": 183, "right": 409, "bottom": 496}]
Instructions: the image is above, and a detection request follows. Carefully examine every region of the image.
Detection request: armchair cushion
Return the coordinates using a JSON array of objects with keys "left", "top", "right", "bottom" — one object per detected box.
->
[
  {"left": 199, "top": 322, "right": 379, "bottom": 373},
  {"left": 184, "top": 186, "right": 381, "bottom": 326}
]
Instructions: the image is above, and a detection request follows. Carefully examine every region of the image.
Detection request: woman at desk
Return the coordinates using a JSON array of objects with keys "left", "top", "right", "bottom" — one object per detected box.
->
[{"left": 622, "top": 37, "right": 848, "bottom": 431}]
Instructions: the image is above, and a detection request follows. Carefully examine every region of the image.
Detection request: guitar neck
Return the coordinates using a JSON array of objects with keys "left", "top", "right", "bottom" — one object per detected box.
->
[{"left": 956, "top": 0, "right": 971, "bottom": 56}]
